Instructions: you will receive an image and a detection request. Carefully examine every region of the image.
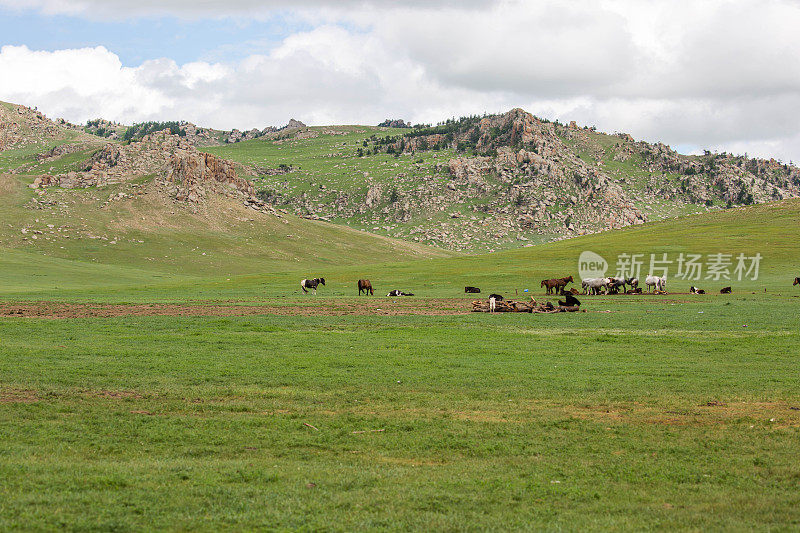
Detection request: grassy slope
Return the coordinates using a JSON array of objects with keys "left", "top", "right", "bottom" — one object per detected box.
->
[
  {"left": 2, "top": 197, "right": 795, "bottom": 301},
  {"left": 203, "top": 128, "right": 487, "bottom": 244},
  {"left": 0, "top": 172, "right": 452, "bottom": 297},
  {"left": 205, "top": 122, "right": 755, "bottom": 253}
]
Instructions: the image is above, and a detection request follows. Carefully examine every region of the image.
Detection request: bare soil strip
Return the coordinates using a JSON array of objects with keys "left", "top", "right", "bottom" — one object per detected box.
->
[{"left": 0, "top": 299, "right": 472, "bottom": 318}]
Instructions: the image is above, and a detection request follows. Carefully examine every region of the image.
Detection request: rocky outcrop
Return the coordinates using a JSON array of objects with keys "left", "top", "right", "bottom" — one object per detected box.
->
[
  {"left": 332, "top": 107, "right": 799, "bottom": 249},
  {"left": 28, "top": 129, "right": 262, "bottom": 209},
  {"left": 165, "top": 151, "right": 255, "bottom": 203},
  {"left": 378, "top": 119, "right": 411, "bottom": 128},
  {"left": 284, "top": 119, "right": 306, "bottom": 130},
  {"left": 0, "top": 103, "right": 76, "bottom": 149},
  {"left": 35, "top": 143, "right": 87, "bottom": 162},
  {"left": 365, "top": 184, "right": 382, "bottom": 207}
]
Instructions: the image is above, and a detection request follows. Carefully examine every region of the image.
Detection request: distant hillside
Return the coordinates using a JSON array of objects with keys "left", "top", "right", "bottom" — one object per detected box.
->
[
  {"left": 81, "top": 115, "right": 308, "bottom": 147},
  {"left": 0, "top": 101, "right": 450, "bottom": 286},
  {"left": 204, "top": 109, "right": 799, "bottom": 252},
  {"left": 3, "top": 99, "right": 799, "bottom": 256}
]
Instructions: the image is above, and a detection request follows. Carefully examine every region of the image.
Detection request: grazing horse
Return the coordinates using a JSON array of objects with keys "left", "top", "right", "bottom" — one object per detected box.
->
[
  {"left": 625, "top": 277, "right": 638, "bottom": 290},
  {"left": 645, "top": 275, "right": 666, "bottom": 293},
  {"left": 541, "top": 276, "right": 573, "bottom": 295},
  {"left": 690, "top": 286, "right": 706, "bottom": 294},
  {"left": 582, "top": 277, "right": 608, "bottom": 295},
  {"left": 300, "top": 277, "right": 325, "bottom": 294},
  {"left": 794, "top": 277, "right": 800, "bottom": 286},
  {"left": 720, "top": 286, "right": 732, "bottom": 294},
  {"left": 465, "top": 286, "right": 481, "bottom": 294},
  {"left": 358, "top": 279, "right": 373, "bottom": 296}
]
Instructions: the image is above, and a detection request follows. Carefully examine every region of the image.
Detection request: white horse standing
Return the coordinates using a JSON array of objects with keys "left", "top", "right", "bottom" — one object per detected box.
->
[
  {"left": 645, "top": 275, "right": 666, "bottom": 292},
  {"left": 582, "top": 277, "right": 609, "bottom": 295}
]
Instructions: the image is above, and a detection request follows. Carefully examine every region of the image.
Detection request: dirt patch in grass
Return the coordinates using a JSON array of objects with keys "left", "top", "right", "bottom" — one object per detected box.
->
[
  {"left": 82, "top": 389, "right": 146, "bottom": 400},
  {"left": 370, "top": 455, "right": 446, "bottom": 467},
  {"left": 0, "top": 388, "right": 39, "bottom": 403},
  {"left": 565, "top": 401, "right": 800, "bottom": 428},
  {"left": 0, "top": 174, "right": 21, "bottom": 196},
  {"left": 0, "top": 299, "right": 472, "bottom": 318}
]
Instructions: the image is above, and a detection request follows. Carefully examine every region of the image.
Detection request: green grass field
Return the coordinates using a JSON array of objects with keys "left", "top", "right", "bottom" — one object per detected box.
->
[{"left": 1, "top": 195, "right": 799, "bottom": 530}]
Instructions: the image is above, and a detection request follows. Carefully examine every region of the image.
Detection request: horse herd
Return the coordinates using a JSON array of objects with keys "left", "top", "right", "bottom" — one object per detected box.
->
[
  {"left": 541, "top": 275, "right": 661, "bottom": 295},
  {"left": 541, "top": 275, "right": 757, "bottom": 296},
  {"left": 300, "top": 275, "right": 800, "bottom": 297},
  {"left": 301, "top": 277, "right": 413, "bottom": 297}
]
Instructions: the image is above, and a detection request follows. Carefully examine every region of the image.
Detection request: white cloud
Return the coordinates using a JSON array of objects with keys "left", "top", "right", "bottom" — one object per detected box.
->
[
  {"left": 0, "top": 0, "right": 491, "bottom": 19},
  {"left": 372, "top": 2, "right": 639, "bottom": 97},
  {"left": 1, "top": 0, "right": 799, "bottom": 161}
]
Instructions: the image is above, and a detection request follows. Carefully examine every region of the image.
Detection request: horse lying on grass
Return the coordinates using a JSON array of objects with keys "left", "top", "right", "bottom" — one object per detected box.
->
[
  {"left": 387, "top": 290, "right": 414, "bottom": 297},
  {"left": 558, "top": 293, "right": 581, "bottom": 307}
]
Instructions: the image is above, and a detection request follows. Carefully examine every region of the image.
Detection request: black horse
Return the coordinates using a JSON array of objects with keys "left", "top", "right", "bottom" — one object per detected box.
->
[{"left": 558, "top": 293, "right": 581, "bottom": 307}]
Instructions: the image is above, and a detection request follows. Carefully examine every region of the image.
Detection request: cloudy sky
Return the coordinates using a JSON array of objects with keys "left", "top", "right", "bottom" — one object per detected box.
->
[{"left": 1, "top": 0, "right": 799, "bottom": 161}]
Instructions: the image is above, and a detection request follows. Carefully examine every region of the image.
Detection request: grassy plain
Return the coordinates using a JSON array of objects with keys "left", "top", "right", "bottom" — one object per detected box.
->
[{"left": 2, "top": 297, "right": 800, "bottom": 530}]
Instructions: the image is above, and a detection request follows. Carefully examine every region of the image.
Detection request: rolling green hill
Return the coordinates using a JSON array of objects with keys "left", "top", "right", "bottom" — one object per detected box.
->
[
  {"left": 2, "top": 99, "right": 799, "bottom": 300},
  {"left": 202, "top": 110, "right": 800, "bottom": 252},
  {"left": 0, "top": 169, "right": 452, "bottom": 298},
  {"left": 1, "top": 185, "right": 797, "bottom": 300}
]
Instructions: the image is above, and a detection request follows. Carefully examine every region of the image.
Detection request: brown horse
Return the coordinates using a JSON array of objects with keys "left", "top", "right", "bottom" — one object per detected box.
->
[
  {"left": 541, "top": 276, "right": 574, "bottom": 295},
  {"left": 358, "top": 279, "right": 373, "bottom": 296},
  {"left": 720, "top": 286, "right": 732, "bottom": 294},
  {"left": 794, "top": 277, "right": 800, "bottom": 286}
]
